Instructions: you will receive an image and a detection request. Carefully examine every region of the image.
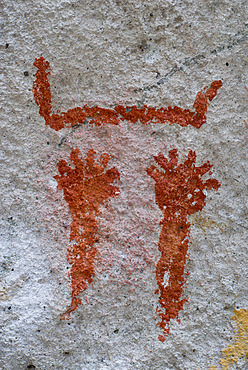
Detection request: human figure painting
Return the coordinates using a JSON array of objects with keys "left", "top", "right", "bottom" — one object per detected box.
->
[{"left": 33, "top": 56, "right": 222, "bottom": 340}]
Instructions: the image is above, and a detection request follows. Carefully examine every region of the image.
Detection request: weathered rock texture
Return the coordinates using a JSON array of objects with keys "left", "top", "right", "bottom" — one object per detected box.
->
[{"left": 1, "top": 0, "right": 248, "bottom": 369}]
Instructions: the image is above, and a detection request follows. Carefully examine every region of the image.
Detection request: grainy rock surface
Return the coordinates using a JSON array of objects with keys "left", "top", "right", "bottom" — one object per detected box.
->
[{"left": 1, "top": 1, "right": 248, "bottom": 369}]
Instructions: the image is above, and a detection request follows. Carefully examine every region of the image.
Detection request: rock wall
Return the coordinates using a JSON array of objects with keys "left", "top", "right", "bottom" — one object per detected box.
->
[{"left": 1, "top": 1, "right": 248, "bottom": 369}]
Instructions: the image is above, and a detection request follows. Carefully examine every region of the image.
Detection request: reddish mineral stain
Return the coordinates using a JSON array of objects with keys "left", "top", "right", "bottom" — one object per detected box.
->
[
  {"left": 55, "top": 148, "right": 120, "bottom": 318},
  {"left": 33, "top": 56, "right": 222, "bottom": 131},
  {"left": 147, "top": 149, "right": 221, "bottom": 341}
]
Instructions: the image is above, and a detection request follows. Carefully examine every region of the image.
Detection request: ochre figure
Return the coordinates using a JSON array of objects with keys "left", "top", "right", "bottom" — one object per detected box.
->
[
  {"left": 33, "top": 56, "right": 222, "bottom": 131},
  {"left": 33, "top": 56, "right": 222, "bottom": 331},
  {"left": 147, "top": 149, "right": 221, "bottom": 341},
  {"left": 55, "top": 149, "right": 120, "bottom": 319}
]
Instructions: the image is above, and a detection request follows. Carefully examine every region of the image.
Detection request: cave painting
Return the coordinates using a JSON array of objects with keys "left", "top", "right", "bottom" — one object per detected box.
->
[
  {"left": 55, "top": 149, "right": 120, "bottom": 319},
  {"left": 33, "top": 56, "right": 222, "bottom": 130},
  {"left": 33, "top": 56, "right": 222, "bottom": 340},
  {"left": 147, "top": 149, "right": 220, "bottom": 341}
]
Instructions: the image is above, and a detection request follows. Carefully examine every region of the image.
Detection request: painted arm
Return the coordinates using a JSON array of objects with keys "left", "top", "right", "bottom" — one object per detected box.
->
[{"left": 33, "top": 56, "right": 222, "bottom": 131}]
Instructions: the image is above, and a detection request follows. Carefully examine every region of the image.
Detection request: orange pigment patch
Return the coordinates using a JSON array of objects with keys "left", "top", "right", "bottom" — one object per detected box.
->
[
  {"left": 54, "top": 148, "right": 120, "bottom": 319},
  {"left": 210, "top": 309, "right": 248, "bottom": 369},
  {"left": 33, "top": 56, "right": 222, "bottom": 131},
  {"left": 147, "top": 149, "right": 221, "bottom": 341}
]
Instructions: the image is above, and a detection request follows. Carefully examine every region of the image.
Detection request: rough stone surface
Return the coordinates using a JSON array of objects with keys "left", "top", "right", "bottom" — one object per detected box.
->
[{"left": 1, "top": 1, "right": 248, "bottom": 369}]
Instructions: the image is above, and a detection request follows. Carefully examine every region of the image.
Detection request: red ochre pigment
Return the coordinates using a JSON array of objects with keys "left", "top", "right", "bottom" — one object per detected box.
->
[
  {"left": 33, "top": 56, "right": 222, "bottom": 329},
  {"left": 147, "top": 149, "right": 221, "bottom": 341},
  {"left": 33, "top": 56, "right": 222, "bottom": 131},
  {"left": 55, "top": 148, "right": 120, "bottom": 319}
]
